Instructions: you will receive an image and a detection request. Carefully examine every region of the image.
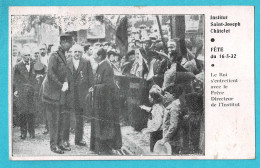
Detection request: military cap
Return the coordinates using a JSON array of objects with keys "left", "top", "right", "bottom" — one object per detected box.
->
[{"left": 60, "top": 34, "right": 73, "bottom": 42}]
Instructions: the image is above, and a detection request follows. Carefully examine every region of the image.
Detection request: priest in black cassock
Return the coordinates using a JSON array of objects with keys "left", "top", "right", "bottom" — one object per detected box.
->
[{"left": 90, "top": 48, "right": 122, "bottom": 155}]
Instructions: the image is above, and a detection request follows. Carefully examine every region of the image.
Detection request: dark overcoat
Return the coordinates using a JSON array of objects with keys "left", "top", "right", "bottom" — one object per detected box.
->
[
  {"left": 90, "top": 59, "right": 122, "bottom": 150},
  {"left": 42, "top": 47, "right": 69, "bottom": 105},
  {"left": 13, "top": 60, "right": 37, "bottom": 114},
  {"left": 66, "top": 57, "right": 94, "bottom": 112}
]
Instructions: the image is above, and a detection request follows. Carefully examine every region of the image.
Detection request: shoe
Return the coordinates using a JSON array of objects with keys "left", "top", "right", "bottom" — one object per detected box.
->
[
  {"left": 59, "top": 144, "right": 71, "bottom": 151},
  {"left": 63, "top": 141, "right": 70, "bottom": 148},
  {"left": 75, "top": 140, "right": 87, "bottom": 146},
  {"left": 51, "top": 146, "right": 64, "bottom": 154},
  {"left": 42, "top": 128, "right": 49, "bottom": 135}
]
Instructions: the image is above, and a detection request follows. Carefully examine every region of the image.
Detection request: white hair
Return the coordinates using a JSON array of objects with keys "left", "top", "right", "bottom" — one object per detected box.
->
[{"left": 70, "top": 44, "right": 84, "bottom": 53}]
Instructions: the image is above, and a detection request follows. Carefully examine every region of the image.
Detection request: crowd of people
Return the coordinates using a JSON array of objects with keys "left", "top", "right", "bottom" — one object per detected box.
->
[{"left": 12, "top": 27, "right": 204, "bottom": 155}]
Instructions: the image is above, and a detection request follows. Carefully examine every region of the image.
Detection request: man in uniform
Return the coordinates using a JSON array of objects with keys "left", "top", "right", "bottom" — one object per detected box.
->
[
  {"left": 42, "top": 34, "right": 74, "bottom": 154},
  {"left": 90, "top": 48, "right": 122, "bottom": 154},
  {"left": 14, "top": 47, "right": 37, "bottom": 139},
  {"left": 62, "top": 44, "right": 94, "bottom": 148}
]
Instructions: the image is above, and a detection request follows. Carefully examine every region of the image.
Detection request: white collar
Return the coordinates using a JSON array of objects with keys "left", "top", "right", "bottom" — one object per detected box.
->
[
  {"left": 73, "top": 58, "right": 80, "bottom": 63},
  {"left": 23, "top": 59, "right": 30, "bottom": 65}
]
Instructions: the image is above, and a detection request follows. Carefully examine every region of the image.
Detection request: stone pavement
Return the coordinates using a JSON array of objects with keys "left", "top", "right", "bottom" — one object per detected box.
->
[{"left": 12, "top": 123, "right": 151, "bottom": 157}]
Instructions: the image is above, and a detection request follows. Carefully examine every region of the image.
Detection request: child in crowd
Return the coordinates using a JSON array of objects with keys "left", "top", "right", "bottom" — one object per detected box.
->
[{"left": 140, "top": 85, "right": 166, "bottom": 152}]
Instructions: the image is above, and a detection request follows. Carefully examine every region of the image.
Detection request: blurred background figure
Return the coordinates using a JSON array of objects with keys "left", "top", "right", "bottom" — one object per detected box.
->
[
  {"left": 39, "top": 44, "right": 49, "bottom": 67},
  {"left": 83, "top": 44, "right": 92, "bottom": 59}
]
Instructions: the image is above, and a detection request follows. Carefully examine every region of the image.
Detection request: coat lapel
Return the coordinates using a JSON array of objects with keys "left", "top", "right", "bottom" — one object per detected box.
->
[
  {"left": 76, "top": 58, "right": 84, "bottom": 76},
  {"left": 29, "top": 60, "right": 34, "bottom": 77},
  {"left": 20, "top": 61, "right": 29, "bottom": 80},
  {"left": 57, "top": 49, "right": 67, "bottom": 65},
  {"left": 67, "top": 58, "right": 74, "bottom": 74}
]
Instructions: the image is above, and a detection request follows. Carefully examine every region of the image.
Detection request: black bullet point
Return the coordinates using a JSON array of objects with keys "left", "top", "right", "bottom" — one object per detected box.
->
[
  {"left": 211, "top": 64, "right": 214, "bottom": 67},
  {"left": 211, "top": 38, "right": 215, "bottom": 42}
]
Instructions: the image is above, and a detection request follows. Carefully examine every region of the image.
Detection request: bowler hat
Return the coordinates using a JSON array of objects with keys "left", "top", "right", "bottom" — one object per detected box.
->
[{"left": 34, "top": 62, "right": 46, "bottom": 74}]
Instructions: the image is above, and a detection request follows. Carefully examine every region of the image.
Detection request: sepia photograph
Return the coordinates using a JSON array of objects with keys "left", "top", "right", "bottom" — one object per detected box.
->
[{"left": 10, "top": 9, "right": 205, "bottom": 158}]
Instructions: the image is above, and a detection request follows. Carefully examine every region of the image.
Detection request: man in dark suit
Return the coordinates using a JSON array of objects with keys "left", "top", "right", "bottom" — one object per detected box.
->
[
  {"left": 63, "top": 44, "right": 94, "bottom": 147},
  {"left": 41, "top": 34, "right": 74, "bottom": 154},
  {"left": 13, "top": 47, "right": 37, "bottom": 139},
  {"left": 90, "top": 48, "right": 122, "bottom": 154}
]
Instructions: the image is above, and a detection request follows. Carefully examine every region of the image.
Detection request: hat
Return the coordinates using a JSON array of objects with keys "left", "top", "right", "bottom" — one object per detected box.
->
[
  {"left": 84, "top": 44, "right": 91, "bottom": 51},
  {"left": 34, "top": 62, "right": 46, "bottom": 74},
  {"left": 153, "top": 141, "right": 172, "bottom": 155},
  {"left": 107, "top": 50, "right": 120, "bottom": 57},
  {"left": 60, "top": 34, "right": 73, "bottom": 42}
]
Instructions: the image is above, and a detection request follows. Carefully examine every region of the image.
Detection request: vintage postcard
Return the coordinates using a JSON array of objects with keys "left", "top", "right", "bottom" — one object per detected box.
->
[{"left": 9, "top": 6, "right": 254, "bottom": 160}]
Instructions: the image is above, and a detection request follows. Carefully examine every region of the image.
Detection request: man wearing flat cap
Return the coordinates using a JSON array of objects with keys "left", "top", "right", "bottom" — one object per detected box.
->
[
  {"left": 64, "top": 44, "right": 94, "bottom": 147},
  {"left": 14, "top": 47, "right": 37, "bottom": 139},
  {"left": 42, "top": 34, "right": 74, "bottom": 154}
]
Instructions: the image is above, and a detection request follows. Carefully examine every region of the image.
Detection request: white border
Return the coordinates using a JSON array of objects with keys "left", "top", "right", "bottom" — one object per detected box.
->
[{"left": 9, "top": 6, "right": 255, "bottom": 160}]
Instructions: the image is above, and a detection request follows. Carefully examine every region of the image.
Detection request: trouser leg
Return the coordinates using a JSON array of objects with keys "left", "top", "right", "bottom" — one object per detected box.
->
[
  {"left": 75, "top": 109, "right": 84, "bottom": 143},
  {"left": 43, "top": 106, "right": 49, "bottom": 130},
  {"left": 27, "top": 113, "right": 35, "bottom": 136},
  {"left": 19, "top": 113, "right": 27, "bottom": 138},
  {"left": 46, "top": 103, "right": 60, "bottom": 149},
  {"left": 150, "top": 130, "right": 163, "bottom": 152},
  {"left": 90, "top": 121, "right": 96, "bottom": 151},
  {"left": 60, "top": 110, "right": 70, "bottom": 142}
]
